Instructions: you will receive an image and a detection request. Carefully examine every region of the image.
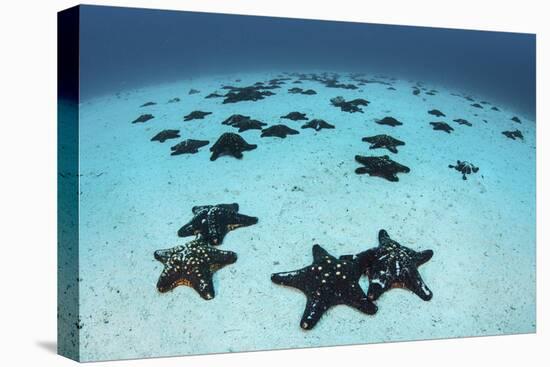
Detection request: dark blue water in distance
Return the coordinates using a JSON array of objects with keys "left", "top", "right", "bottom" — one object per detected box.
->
[{"left": 79, "top": 5, "right": 536, "bottom": 119}]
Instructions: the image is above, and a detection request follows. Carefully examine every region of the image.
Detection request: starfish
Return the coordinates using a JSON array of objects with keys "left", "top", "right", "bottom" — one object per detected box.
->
[
  {"left": 324, "top": 79, "right": 358, "bottom": 90},
  {"left": 183, "top": 110, "right": 212, "bottom": 121},
  {"left": 301, "top": 119, "right": 335, "bottom": 131},
  {"left": 330, "top": 96, "right": 369, "bottom": 113},
  {"left": 281, "top": 112, "right": 308, "bottom": 121},
  {"left": 231, "top": 119, "right": 267, "bottom": 132},
  {"left": 354, "top": 155, "right": 410, "bottom": 181},
  {"left": 188, "top": 88, "right": 200, "bottom": 95},
  {"left": 167, "top": 97, "right": 181, "bottom": 103},
  {"left": 355, "top": 230, "right": 433, "bottom": 301},
  {"left": 375, "top": 116, "right": 403, "bottom": 127},
  {"left": 151, "top": 129, "right": 180, "bottom": 143},
  {"left": 471, "top": 103, "right": 483, "bottom": 109},
  {"left": 502, "top": 129, "right": 524, "bottom": 140},
  {"left": 271, "top": 244, "right": 377, "bottom": 330},
  {"left": 140, "top": 101, "right": 156, "bottom": 107},
  {"left": 428, "top": 109, "right": 445, "bottom": 117},
  {"left": 448, "top": 160, "right": 479, "bottom": 180},
  {"left": 177, "top": 203, "right": 258, "bottom": 245},
  {"left": 170, "top": 139, "right": 210, "bottom": 155},
  {"left": 221, "top": 114, "right": 251, "bottom": 126},
  {"left": 222, "top": 85, "right": 276, "bottom": 104},
  {"left": 209, "top": 132, "right": 257, "bottom": 160},
  {"left": 288, "top": 87, "right": 304, "bottom": 94},
  {"left": 261, "top": 124, "right": 300, "bottom": 138},
  {"left": 301, "top": 89, "right": 317, "bottom": 95},
  {"left": 131, "top": 114, "right": 154, "bottom": 124},
  {"left": 362, "top": 134, "right": 405, "bottom": 153},
  {"left": 491, "top": 106, "right": 500, "bottom": 111},
  {"left": 453, "top": 118, "right": 472, "bottom": 127},
  {"left": 154, "top": 239, "right": 237, "bottom": 299},
  {"left": 430, "top": 122, "right": 454, "bottom": 133},
  {"left": 511, "top": 116, "right": 522, "bottom": 124}
]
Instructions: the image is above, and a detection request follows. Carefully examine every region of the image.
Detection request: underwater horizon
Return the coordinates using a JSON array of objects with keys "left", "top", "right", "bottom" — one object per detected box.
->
[
  {"left": 78, "top": 5, "right": 536, "bottom": 119},
  {"left": 58, "top": 5, "right": 536, "bottom": 362}
]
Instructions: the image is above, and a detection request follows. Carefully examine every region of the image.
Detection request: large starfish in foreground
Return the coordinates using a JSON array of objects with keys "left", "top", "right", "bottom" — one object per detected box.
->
[
  {"left": 354, "top": 230, "right": 434, "bottom": 301},
  {"left": 271, "top": 244, "right": 377, "bottom": 330},
  {"left": 154, "top": 239, "right": 237, "bottom": 300}
]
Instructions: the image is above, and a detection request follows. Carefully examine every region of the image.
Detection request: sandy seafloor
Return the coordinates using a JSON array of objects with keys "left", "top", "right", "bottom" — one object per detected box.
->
[{"left": 72, "top": 71, "right": 535, "bottom": 361}]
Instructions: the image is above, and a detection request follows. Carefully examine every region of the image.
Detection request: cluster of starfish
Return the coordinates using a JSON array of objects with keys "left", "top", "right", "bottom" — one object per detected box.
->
[
  {"left": 154, "top": 203, "right": 258, "bottom": 300},
  {"left": 271, "top": 230, "right": 434, "bottom": 329},
  {"left": 152, "top": 204, "right": 433, "bottom": 331}
]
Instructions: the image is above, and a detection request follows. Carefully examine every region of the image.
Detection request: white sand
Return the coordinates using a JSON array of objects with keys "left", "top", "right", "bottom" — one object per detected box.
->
[{"left": 74, "top": 71, "right": 535, "bottom": 361}]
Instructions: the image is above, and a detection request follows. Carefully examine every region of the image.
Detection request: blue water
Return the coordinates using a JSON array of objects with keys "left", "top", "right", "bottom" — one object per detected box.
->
[
  {"left": 79, "top": 5, "right": 535, "bottom": 118},
  {"left": 59, "top": 5, "right": 536, "bottom": 362}
]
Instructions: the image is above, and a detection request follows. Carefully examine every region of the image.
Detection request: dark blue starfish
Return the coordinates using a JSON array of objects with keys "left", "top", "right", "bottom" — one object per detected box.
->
[
  {"left": 177, "top": 203, "right": 258, "bottom": 246},
  {"left": 353, "top": 230, "right": 433, "bottom": 302},
  {"left": 271, "top": 244, "right": 377, "bottom": 330}
]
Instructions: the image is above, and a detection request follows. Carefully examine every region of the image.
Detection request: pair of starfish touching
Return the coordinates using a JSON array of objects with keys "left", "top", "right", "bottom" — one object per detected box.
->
[
  {"left": 154, "top": 203, "right": 258, "bottom": 299},
  {"left": 271, "top": 229, "right": 433, "bottom": 330},
  {"left": 154, "top": 204, "right": 433, "bottom": 330}
]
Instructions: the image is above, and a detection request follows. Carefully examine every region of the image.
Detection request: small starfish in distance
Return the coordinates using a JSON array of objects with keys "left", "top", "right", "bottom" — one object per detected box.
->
[
  {"left": 131, "top": 114, "right": 154, "bottom": 124},
  {"left": 362, "top": 134, "right": 405, "bottom": 153},
  {"left": 271, "top": 244, "right": 377, "bottom": 330},
  {"left": 170, "top": 139, "right": 210, "bottom": 155},
  {"left": 301, "top": 119, "right": 335, "bottom": 131},
  {"left": 183, "top": 110, "right": 212, "bottom": 121},
  {"left": 151, "top": 129, "right": 180, "bottom": 143},
  {"left": 261, "top": 124, "right": 300, "bottom": 138},
  {"left": 428, "top": 109, "right": 445, "bottom": 117},
  {"left": 281, "top": 112, "right": 308, "bottom": 121},
  {"left": 209, "top": 132, "right": 257, "bottom": 160},
  {"left": 354, "top": 155, "right": 410, "bottom": 181},
  {"left": 430, "top": 121, "right": 454, "bottom": 133},
  {"left": 375, "top": 116, "right": 403, "bottom": 127}
]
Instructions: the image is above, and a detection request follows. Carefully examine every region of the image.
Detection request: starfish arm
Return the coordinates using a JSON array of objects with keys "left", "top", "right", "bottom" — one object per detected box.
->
[
  {"left": 399, "top": 164, "right": 411, "bottom": 173},
  {"left": 378, "top": 229, "right": 392, "bottom": 247},
  {"left": 344, "top": 284, "right": 378, "bottom": 315},
  {"left": 231, "top": 212, "right": 259, "bottom": 228},
  {"left": 300, "top": 297, "right": 329, "bottom": 330},
  {"left": 154, "top": 245, "right": 184, "bottom": 263},
  {"left": 388, "top": 146, "right": 398, "bottom": 154},
  {"left": 210, "top": 248, "right": 238, "bottom": 266},
  {"left": 312, "top": 244, "right": 335, "bottom": 262},
  {"left": 415, "top": 249, "right": 434, "bottom": 266},
  {"left": 386, "top": 173, "right": 399, "bottom": 182},
  {"left": 192, "top": 274, "right": 215, "bottom": 300},
  {"left": 210, "top": 151, "right": 220, "bottom": 161},
  {"left": 178, "top": 215, "right": 204, "bottom": 237},
  {"left": 404, "top": 267, "right": 433, "bottom": 301},
  {"left": 271, "top": 268, "right": 310, "bottom": 289}
]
